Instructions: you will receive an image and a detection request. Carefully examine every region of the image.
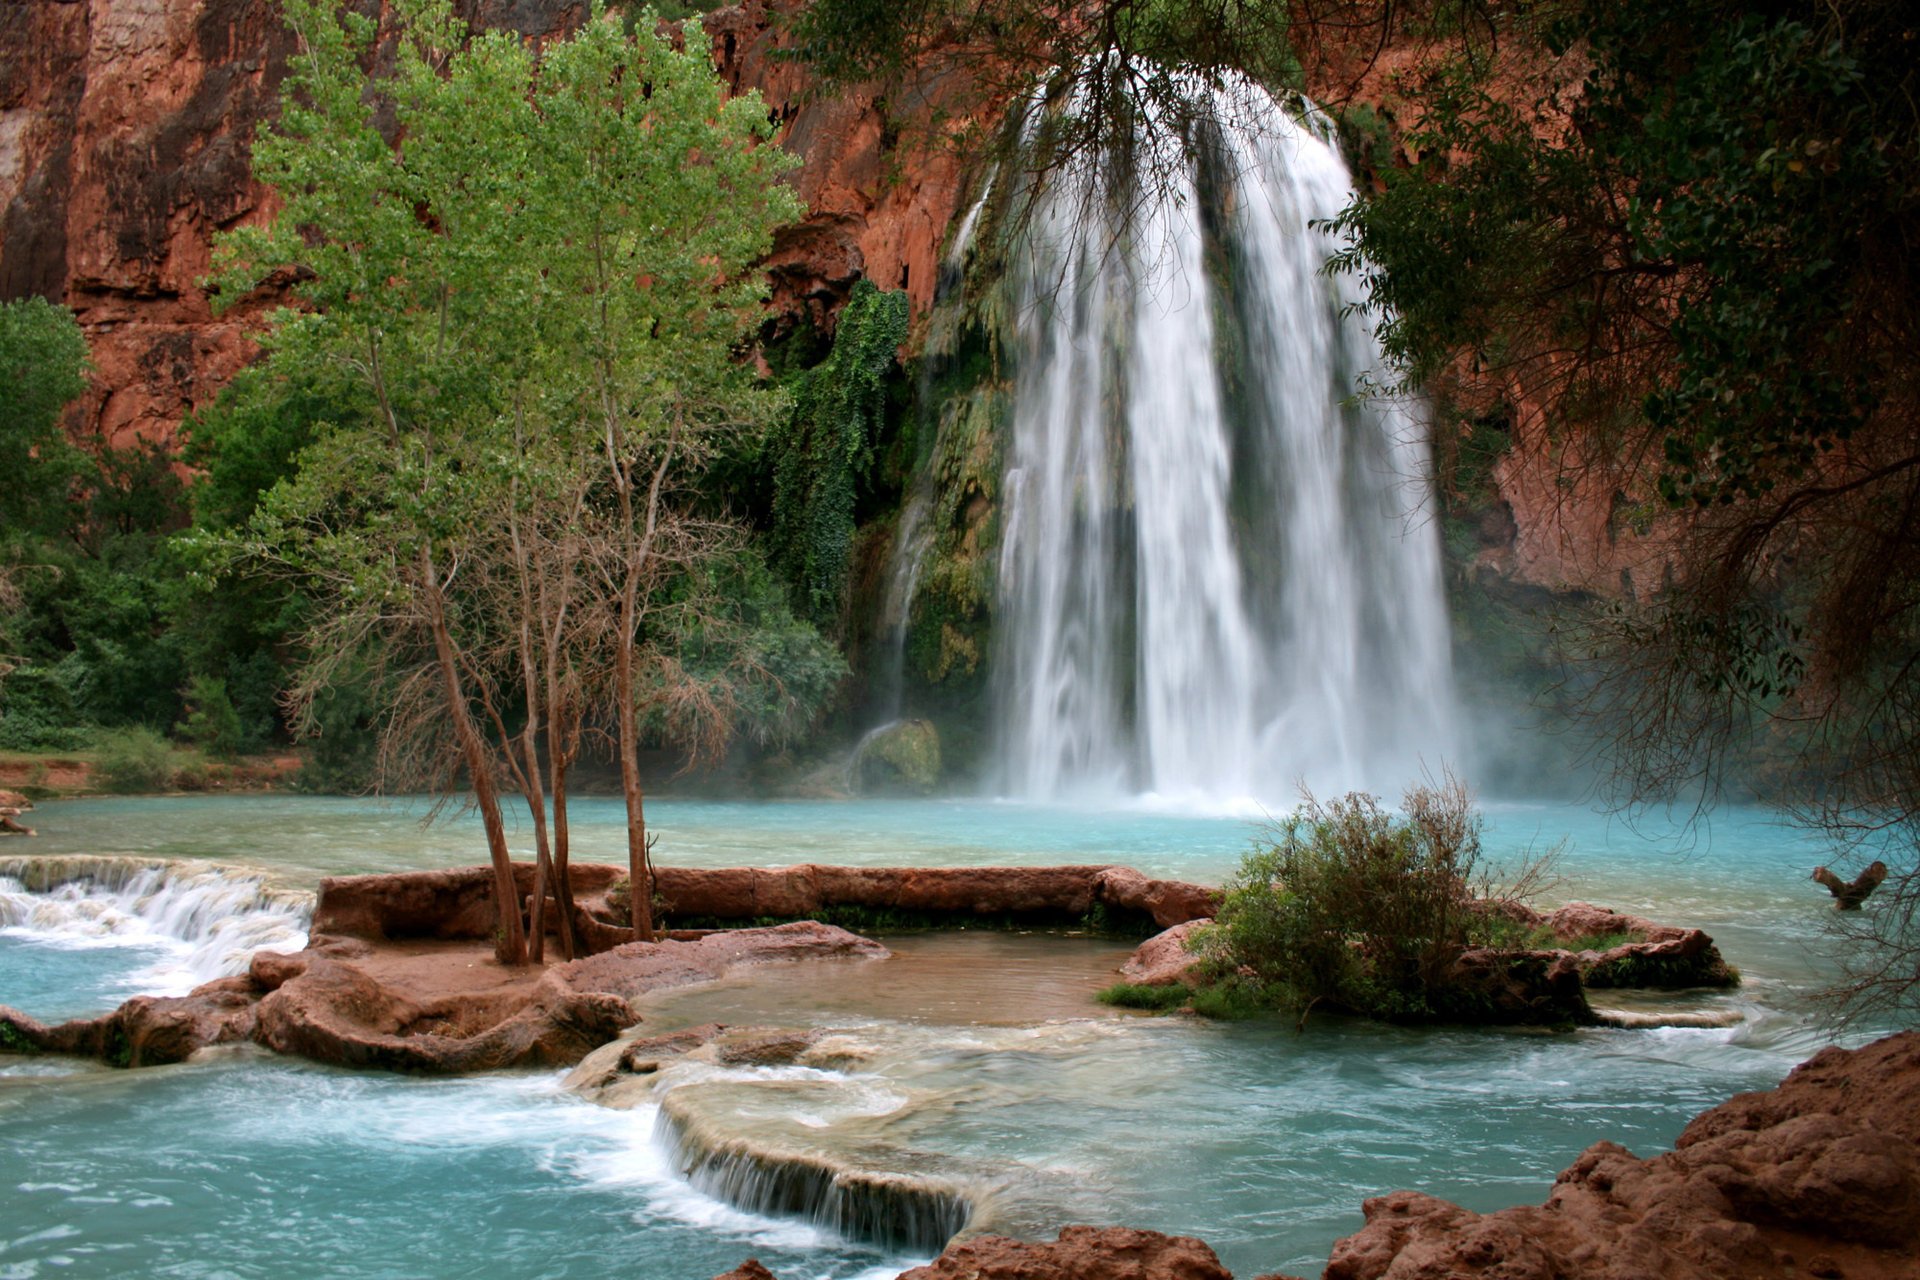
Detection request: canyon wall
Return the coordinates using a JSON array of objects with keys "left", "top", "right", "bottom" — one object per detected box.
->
[
  {"left": 0, "top": 0, "right": 965, "bottom": 450},
  {"left": 1, "top": 0, "right": 1637, "bottom": 613}
]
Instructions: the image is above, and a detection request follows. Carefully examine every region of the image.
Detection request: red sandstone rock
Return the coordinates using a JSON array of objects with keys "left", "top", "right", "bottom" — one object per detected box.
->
[
  {"left": 1120, "top": 920, "right": 1212, "bottom": 987},
  {"left": 712, "top": 1263, "right": 778, "bottom": 1280},
  {"left": 3, "top": 916, "right": 883, "bottom": 1074},
  {"left": 1, "top": 0, "right": 967, "bottom": 458},
  {"left": 1321, "top": 1030, "right": 1920, "bottom": 1280},
  {"left": 1, "top": 976, "right": 257, "bottom": 1066},
  {"left": 895, "top": 1226, "right": 1239, "bottom": 1280},
  {"left": 313, "top": 862, "right": 622, "bottom": 942},
  {"left": 648, "top": 863, "right": 1217, "bottom": 932}
]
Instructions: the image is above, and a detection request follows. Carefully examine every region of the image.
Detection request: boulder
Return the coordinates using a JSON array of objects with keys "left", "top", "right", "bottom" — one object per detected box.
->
[
  {"left": 1436, "top": 947, "right": 1594, "bottom": 1025},
  {"left": 0, "top": 977, "right": 257, "bottom": 1067},
  {"left": 855, "top": 719, "right": 943, "bottom": 794},
  {"left": 0, "top": 789, "right": 34, "bottom": 836},
  {"left": 1120, "top": 920, "right": 1213, "bottom": 987},
  {"left": 1321, "top": 1030, "right": 1920, "bottom": 1280}
]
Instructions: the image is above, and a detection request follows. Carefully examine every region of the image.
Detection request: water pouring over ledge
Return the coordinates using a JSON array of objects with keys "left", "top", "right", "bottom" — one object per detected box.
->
[{"left": 990, "top": 77, "right": 1456, "bottom": 806}]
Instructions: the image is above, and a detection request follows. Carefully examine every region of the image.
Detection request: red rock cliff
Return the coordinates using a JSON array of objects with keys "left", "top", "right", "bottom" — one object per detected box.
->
[{"left": 0, "top": 0, "right": 967, "bottom": 450}]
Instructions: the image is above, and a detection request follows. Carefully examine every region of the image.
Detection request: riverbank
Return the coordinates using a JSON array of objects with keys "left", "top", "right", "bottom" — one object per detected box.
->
[{"left": 0, "top": 747, "right": 302, "bottom": 801}]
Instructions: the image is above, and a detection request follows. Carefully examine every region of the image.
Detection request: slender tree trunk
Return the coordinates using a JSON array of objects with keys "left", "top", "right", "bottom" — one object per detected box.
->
[
  {"left": 615, "top": 562, "right": 653, "bottom": 941},
  {"left": 420, "top": 547, "right": 528, "bottom": 965},
  {"left": 546, "top": 687, "right": 579, "bottom": 960}
]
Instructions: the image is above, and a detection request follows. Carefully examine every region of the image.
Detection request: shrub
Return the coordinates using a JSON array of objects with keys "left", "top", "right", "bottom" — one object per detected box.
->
[
  {"left": 1096, "top": 982, "right": 1191, "bottom": 1011},
  {"left": 94, "top": 726, "right": 176, "bottom": 794},
  {"left": 1199, "top": 778, "right": 1552, "bottom": 1026}
]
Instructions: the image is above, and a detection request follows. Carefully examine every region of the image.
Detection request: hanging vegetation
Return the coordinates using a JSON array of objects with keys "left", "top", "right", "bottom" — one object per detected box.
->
[{"left": 765, "top": 279, "right": 911, "bottom": 628}]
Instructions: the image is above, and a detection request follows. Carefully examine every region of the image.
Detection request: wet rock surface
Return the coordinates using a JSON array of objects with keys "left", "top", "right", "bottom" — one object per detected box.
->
[
  {"left": 1, "top": 918, "right": 886, "bottom": 1073},
  {"left": 697, "top": 1034, "right": 1919, "bottom": 1280},
  {"left": 1322, "top": 1030, "right": 1920, "bottom": 1280}
]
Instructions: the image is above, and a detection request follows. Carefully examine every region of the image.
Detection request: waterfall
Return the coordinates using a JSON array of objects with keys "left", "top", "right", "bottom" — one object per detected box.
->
[
  {"left": 0, "top": 855, "right": 312, "bottom": 994},
  {"left": 991, "top": 79, "right": 1457, "bottom": 806}
]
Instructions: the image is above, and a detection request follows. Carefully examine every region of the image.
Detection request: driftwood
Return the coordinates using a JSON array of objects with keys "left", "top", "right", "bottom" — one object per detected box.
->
[
  {"left": 0, "top": 789, "right": 34, "bottom": 837},
  {"left": 1813, "top": 861, "right": 1887, "bottom": 910}
]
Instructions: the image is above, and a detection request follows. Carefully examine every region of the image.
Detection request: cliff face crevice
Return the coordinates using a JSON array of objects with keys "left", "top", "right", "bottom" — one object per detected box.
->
[{"left": 0, "top": 0, "right": 967, "bottom": 450}]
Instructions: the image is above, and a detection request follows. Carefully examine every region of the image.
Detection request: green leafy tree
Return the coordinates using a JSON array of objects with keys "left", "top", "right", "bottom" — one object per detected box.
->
[
  {"left": 0, "top": 297, "right": 89, "bottom": 543},
  {"left": 215, "top": 0, "right": 807, "bottom": 959}
]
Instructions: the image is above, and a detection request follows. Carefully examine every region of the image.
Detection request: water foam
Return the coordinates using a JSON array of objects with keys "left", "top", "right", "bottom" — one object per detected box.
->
[{"left": 0, "top": 855, "right": 311, "bottom": 997}]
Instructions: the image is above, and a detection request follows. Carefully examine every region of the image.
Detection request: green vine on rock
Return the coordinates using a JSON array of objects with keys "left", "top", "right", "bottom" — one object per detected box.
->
[{"left": 765, "top": 280, "right": 910, "bottom": 628}]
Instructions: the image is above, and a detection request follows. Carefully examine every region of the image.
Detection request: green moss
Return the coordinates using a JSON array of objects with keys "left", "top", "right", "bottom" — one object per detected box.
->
[
  {"left": 1582, "top": 951, "right": 1740, "bottom": 990},
  {"left": 0, "top": 1020, "right": 37, "bottom": 1055},
  {"left": 1187, "top": 976, "right": 1270, "bottom": 1021}
]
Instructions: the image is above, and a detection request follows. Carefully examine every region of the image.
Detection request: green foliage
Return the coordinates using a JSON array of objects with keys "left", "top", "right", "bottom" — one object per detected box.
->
[
  {"left": 766, "top": 280, "right": 910, "bottom": 626},
  {"left": 0, "top": 297, "right": 90, "bottom": 542},
  {"left": 0, "top": 664, "right": 89, "bottom": 752},
  {"left": 1186, "top": 976, "right": 1268, "bottom": 1021},
  {"left": 1328, "top": 0, "right": 1914, "bottom": 514},
  {"left": 213, "top": 0, "right": 809, "bottom": 794},
  {"left": 94, "top": 726, "right": 177, "bottom": 794},
  {"left": 645, "top": 551, "right": 851, "bottom": 751},
  {"left": 179, "top": 675, "right": 246, "bottom": 760},
  {"left": 0, "top": 1020, "right": 35, "bottom": 1054},
  {"left": 1097, "top": 981, "right": 1190, "bottom": 1010},
  {"left": 1200, "top": 782, "right": 1527, "bottom": 1024}
]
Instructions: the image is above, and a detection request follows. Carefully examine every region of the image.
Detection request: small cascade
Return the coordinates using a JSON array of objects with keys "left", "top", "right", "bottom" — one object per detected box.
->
[
  {"left": 654, "top": 1088, "right": 977, "bottom": 1254},
  {"left": 991, "top": 78, "right": 1457, "bottom": 805},
  {"left": 0, "top": 855, "right": 312, "bottom": 993}
]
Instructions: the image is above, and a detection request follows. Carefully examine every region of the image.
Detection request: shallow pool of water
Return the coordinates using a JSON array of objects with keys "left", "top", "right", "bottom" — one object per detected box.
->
[{"left": 0, "top": 794, "right": 1883, "bottom": 1278}]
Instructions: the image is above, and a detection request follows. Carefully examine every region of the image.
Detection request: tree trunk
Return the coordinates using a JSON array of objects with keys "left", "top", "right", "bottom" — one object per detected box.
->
[
  {"left": 421, "top": 548, "right": 528, "bottom": 966},
  {"left": 615, "top": 609, "right": 653, "bottom": 941}
]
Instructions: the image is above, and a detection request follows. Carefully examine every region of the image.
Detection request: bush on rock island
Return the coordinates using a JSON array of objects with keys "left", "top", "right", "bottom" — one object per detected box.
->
[{"left": 1192, "top": 779, "right": 1567, "bottom": 1028}]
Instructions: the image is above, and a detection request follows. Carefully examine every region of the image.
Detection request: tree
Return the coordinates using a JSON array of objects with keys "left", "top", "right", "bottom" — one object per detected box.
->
[
  {"left": 216, "top": 0, "right": 811, "bottom": 961},
  {"left": 0, "top": 296, "right": 89, "bottom": 704},
  {"left": 0, "top": 297, "right": 90, "bottom": 545},
  {"left": 1319, "top": 0, "right": 1920, "bottom": 1019}
]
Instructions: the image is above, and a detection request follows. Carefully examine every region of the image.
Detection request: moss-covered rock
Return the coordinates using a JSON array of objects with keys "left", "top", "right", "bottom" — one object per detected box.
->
[{"left": 855, "top": 718, "right": 942, "bottom": 794}]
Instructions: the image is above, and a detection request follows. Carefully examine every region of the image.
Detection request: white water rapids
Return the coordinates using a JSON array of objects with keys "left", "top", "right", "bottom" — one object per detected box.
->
[
  {"left": 0, "top": 856, "right": 311, "bottom": 997},
  {"left": 992, "top": 80, "right": 1456, "bottom": 806}
]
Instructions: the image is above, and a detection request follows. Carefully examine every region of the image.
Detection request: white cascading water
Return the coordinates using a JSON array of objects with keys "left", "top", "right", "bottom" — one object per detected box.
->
[
  {"left": 0, "top": 856, "right": 311, "bottom": 995},
  {"left": 993, "top": 80, "right": 1456, "bottom": 806}
]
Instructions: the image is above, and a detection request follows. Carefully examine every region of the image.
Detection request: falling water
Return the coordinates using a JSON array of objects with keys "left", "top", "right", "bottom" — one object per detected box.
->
[
  {"left": 0, "top": 855, "right": 311, "bottom": 995},
  {"left": 993, "top": 80, "right": 1456, "bottom": 805}
]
